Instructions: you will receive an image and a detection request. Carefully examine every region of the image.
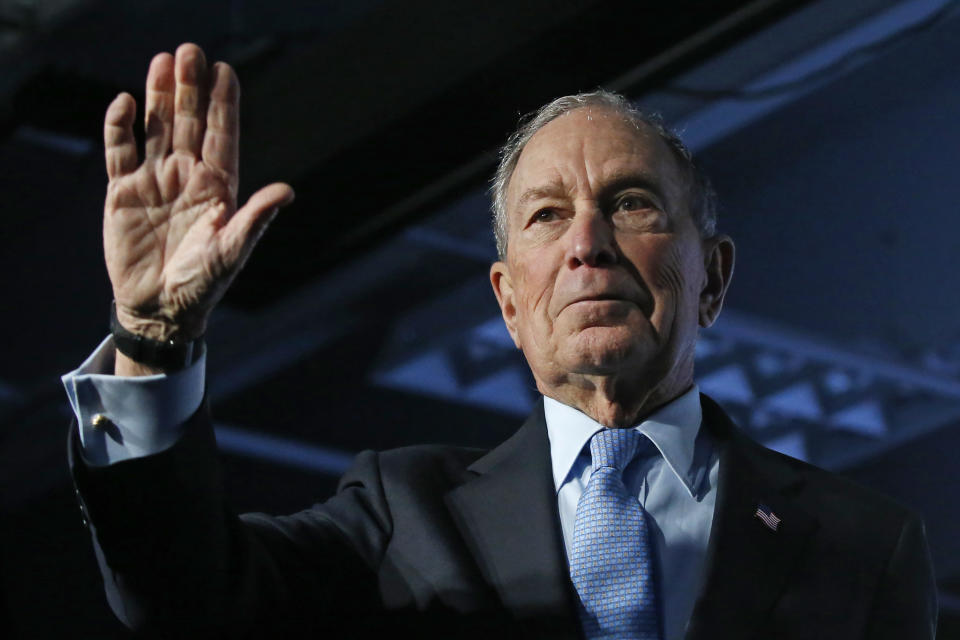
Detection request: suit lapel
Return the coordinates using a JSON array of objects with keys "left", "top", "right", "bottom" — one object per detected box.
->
[
  {"left": 445, "top": 402, "right": 579, "bottom": 635},
  {"left": 685, "top": 395, "right": 819, "bottom": 640}
]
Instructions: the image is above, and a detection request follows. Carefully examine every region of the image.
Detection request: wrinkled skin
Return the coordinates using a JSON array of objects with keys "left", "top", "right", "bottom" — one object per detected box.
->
[
  {"left": 102, "top": 43, "right": 294, "bottom": 373},
  {"left": 489, "top": 107, "right": 734, "bottom": 427}
]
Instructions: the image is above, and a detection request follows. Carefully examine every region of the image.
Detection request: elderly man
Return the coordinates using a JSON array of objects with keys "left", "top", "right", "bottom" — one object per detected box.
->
[{"left": 64, "top": 44, "right": 937, "bottom": 639}]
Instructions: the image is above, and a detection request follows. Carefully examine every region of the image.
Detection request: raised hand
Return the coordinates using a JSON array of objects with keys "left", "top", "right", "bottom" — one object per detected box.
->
[{"left": 103, "top": 43, "right": 293, "bottom": 366}]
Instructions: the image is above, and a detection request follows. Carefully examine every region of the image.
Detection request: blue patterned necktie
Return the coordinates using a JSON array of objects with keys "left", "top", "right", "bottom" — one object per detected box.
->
[{"left": 570, "top": 428, "right": 661, "bottom": 640}]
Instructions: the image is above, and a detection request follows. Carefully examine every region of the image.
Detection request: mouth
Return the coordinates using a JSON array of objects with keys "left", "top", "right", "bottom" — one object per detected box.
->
[
  {"left": 568, "top": 294, "right": 635, "bottom": 305},
  {"left": 555, "top": 277, "right": 653, "bottom": 318}
]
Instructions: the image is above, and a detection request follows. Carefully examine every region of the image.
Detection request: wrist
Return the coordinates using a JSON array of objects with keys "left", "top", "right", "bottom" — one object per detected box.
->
[
  {"left": 110, "top": 301, "right": 205, "bottom": 372},
  {"left": 113, "top": 304, "right": 206, "bottom": 342}
]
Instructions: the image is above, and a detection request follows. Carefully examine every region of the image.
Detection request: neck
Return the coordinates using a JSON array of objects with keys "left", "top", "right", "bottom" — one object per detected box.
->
[{"left": 537, "top": 360, "right": 694, "bottom": 428}]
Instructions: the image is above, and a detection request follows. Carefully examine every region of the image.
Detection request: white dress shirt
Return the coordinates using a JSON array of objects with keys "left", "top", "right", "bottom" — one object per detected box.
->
[{"left": 544, "top": 387, "right": 719, "bottom": 640}]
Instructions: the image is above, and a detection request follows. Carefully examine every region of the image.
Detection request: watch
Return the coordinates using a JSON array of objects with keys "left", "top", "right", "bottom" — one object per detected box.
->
[{"left": 109, "top": 301, "right": 203, "bottom": 371}]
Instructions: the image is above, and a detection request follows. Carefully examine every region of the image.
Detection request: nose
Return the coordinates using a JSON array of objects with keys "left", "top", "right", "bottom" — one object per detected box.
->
[{"left": 566, "top": 204, "right": 616, "bottom": 268}]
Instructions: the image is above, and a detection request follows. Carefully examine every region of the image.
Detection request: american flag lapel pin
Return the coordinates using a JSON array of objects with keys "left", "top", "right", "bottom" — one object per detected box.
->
[{"left": 754, "top": 503, "right": 781, "bottom": 532}]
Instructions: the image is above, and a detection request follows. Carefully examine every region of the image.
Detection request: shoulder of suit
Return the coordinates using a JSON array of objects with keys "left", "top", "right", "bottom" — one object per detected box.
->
[
  {"left": 365, "top": 443, "right": 488, "bottom": 485},
  {"left": 747, "top": 436, "right": 921, "bottom": 526},
  {"left": 378, "top": 443, "right": 486, "bottom": 465},
  {"left": 703, "top": 393, "right": 919, "bottom": 525}
]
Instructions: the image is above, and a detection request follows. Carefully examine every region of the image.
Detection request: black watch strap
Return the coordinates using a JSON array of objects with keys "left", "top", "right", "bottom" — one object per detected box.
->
[{"left": 109, "top": 302, "right": 203, "bottom": 371}]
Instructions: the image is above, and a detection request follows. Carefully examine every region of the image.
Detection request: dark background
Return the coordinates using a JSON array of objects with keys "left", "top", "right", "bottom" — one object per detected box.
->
[{"left": 2, "top": 0, "right": 959, "bottom": 636}]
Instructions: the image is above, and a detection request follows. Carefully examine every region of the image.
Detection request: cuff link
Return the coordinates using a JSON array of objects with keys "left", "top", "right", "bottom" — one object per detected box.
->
[{"left": 91, "top": 413, "right": 110, "bottom": 429}]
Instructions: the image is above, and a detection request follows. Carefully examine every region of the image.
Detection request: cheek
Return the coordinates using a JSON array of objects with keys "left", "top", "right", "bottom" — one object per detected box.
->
[
  {"left": 651, "top": 244, "right": 685, "bottom": 297},
  {"left": 650, "top": 241, "right": 702, "bottom": 302},
  {"left": 512, "top": 259, "right": 555, "bottom": 324}
]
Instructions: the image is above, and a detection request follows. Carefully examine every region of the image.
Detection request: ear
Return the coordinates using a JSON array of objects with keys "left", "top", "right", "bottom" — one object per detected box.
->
[
  {"left": 490, "top": 260, "right": 522, "bottom": 348},
  {"left": 699, "top": 234, "right": 735, "bottom": 328}
]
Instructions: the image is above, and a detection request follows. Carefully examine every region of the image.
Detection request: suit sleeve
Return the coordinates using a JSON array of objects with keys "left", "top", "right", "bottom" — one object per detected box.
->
[
  {"left": 862, "top": 513, "right": 938, "bottom": 639},
  {"left": 68, "top": 402, "right": 392, "bottom": 637}
]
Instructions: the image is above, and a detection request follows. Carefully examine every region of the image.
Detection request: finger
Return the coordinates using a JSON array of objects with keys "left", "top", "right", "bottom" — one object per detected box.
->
[
  {"left": 202, "top": 62, "right": 240, "bottom": 179},
  {"left": 144, "top": 52, "right": 175, "bottom": 160},
  {"left": 104, "top": 92, "right": 138, "bottom": 180},
  {"left": 218, "top": 183, "right": 295, "bottom": 267},
  {"left": 172, "top": 43, "right": 208, "bottom": 157}
]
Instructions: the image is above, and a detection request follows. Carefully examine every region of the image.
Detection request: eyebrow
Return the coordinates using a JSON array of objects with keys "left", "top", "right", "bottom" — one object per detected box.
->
[
  {"left": 516, "top": 181, "right": 568, "bottom": 209},
  {"left": 515, "top": 170, "right": 672, "bottom": 210}
]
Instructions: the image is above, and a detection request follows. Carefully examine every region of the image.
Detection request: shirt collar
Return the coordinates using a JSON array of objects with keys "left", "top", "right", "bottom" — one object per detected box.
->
[{"left": 543, "top": 385, "right": 703, "bottom": 498}]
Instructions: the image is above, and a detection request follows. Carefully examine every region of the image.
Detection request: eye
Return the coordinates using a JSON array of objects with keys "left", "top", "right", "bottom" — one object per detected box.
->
[
  {"left": 532, "top": 208, "right": 558, "bottom": 223},
  {"left": 615, "top": 193, "right": 656, "bottom": 212}
]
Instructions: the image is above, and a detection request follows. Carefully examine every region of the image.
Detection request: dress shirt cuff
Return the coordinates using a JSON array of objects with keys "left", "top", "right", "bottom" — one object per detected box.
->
[{"left": 61, "top": 335, "right": 206, "bottom": 467}]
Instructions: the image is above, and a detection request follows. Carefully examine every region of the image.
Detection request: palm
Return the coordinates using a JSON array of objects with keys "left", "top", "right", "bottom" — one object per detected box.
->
[
  {"left": 107, "top": 155, "right": 234, "bottom": 317},
  {"left": 102, "top": 44, "right": 292, "bottom": 338}
]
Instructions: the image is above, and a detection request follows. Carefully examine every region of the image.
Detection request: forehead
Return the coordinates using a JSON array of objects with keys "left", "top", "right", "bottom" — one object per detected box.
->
[{"left": 506, "top": 107, "right": 685, "bottom": 212}]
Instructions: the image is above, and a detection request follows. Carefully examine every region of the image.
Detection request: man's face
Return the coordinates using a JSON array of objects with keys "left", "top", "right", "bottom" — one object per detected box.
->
[{"left": 491, "top": 107, "right": 720, "bottom": 389}]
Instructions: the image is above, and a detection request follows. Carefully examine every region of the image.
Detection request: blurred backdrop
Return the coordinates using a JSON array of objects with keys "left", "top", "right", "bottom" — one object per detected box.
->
[{"left": 1, "top": 0, "right": 959, "bottom": 636}]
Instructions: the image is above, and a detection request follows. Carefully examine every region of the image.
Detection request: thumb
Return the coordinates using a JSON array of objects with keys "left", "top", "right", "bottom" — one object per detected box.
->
[{"left": 219, "top": 182, "right": 294, "bottom": 268}]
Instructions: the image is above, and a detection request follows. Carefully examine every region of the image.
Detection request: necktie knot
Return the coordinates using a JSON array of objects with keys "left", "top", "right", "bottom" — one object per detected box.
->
[{"left": 589, "top": 428, "right": 644, "bottom": 473}]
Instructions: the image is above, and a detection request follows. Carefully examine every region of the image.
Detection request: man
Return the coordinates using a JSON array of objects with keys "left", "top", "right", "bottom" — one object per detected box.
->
[{"left": 64, "top": 43, "right": 937, "bottom": 638}]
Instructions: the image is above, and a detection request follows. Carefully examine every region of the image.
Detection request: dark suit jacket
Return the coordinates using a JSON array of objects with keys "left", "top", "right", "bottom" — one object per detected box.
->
[{"left": 69, "top": 394, "right": 937, "bottom": 639}]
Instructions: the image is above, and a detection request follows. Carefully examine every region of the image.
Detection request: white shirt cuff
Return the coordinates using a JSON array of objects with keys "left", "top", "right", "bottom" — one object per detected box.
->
[{"left": 61, "top": 335, "right": 206, "bottom": 466}]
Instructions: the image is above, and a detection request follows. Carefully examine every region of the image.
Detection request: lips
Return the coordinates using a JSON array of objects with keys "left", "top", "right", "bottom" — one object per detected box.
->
[
  {"left": 568, "top": 294, "right": 632, "bottom": 305},
  {"left": 561, "top": 288, "right": 648, "bottom": 316}
]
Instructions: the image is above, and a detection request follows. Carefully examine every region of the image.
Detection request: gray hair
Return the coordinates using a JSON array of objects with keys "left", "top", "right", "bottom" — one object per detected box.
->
[{"left": 490, "top": 90, "right": 717, "bottom": 260}]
